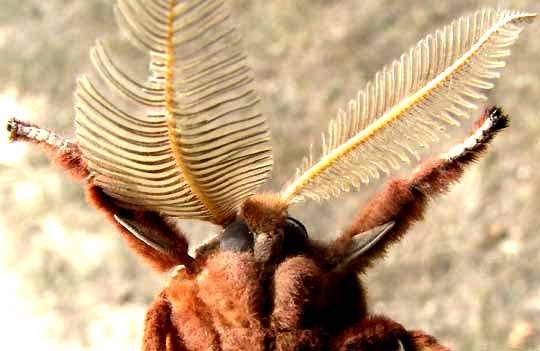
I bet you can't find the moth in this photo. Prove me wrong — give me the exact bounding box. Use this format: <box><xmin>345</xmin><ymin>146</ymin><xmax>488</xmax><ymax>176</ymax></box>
<box><xmin>6</xmin><ymin>1</ymin><xmax>537</xmax><ymax>350</ymax></box>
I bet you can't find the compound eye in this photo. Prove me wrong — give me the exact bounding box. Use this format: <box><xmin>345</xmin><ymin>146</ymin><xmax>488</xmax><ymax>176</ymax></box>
<box><xmin>220</xmin><ymin>220</ymin><xmax>254</xmax><ymax>253</ymax></box>
<box><xmin>283</xmin><ymin>217</ymin><xmax>308</xmax><ymax>255</ymax></box>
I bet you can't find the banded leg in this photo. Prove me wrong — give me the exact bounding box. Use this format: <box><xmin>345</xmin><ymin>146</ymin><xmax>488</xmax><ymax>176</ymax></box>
<box><xmin>7</xmin><ymin>118</ymin><xmax>88</xmax><ymax>180</ymax></box>
<box><xmin>334</xmin><ymin>106</ymin><xmax>509</xmax><ymax>271</ymax></box>
<box><xmin>7</xmin><ymin>119</ymin><xmax>194</xmax><ymax>272</ymax></box>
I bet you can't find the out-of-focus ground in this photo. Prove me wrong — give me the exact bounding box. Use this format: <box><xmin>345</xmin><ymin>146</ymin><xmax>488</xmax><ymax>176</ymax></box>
<box><xmin>1</xmin><ymin>1</ymin><xmax>539</xmax><ymax>350</ymax></box>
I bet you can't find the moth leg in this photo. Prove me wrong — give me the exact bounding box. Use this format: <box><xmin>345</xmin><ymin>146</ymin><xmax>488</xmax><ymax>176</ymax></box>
<box><xmin>407</xmin><ymin>330</ymin><xmax>452</xmax><ymax>351</ymax></box>
<box><xmin>166</xmin><ymin>327</ymin><xmax>187</xmax><ymax>351</ymax></box>
<box><xmin>333</xmin><ymin>315</ymin><xmax>412</xmax><ymax>351</ymax></box>
<box><xmin>166</xmin><ymin>269</ymin><xmax>221</xmax><ymax>351</ymax></box>
<box><xmin>113</xmin><ymin>213</ymin><xmax>197</xmax><ymax>272</ymax></box>
<box><xmin>330</xmin><ymin>222</ymin><xmax>394</xmax><ymax>271</ymax></box>
<box><xmin>334</xmin><ymin>106</ymin><xmax>509</xmax><ymax>271</ymax></box>
<box><xmin>333</xmin><ymin>315</ymin><xmax>451</xmax><ymax>351</ymax></box>
<box><xmin>6</xmin><ymin>119</ymin><xmax>194</xmax><ymax>272</ymax></box>
<box><xmin>86</xmin><ymin>184</ymin><xmax>195</xmax><ymax>273</ymax></box>
<box><xmin>271</xmin><ymin>256</ymin><xmax>323</xmax><ymax>330</ymax></box>
<box><xmin>7</xmin><ymin>118</ymin><xmax>89</xmax><ymax>180</ymax></box>
<box><xmin>143</xmin><ymin>292</ymin><xmax>177</xmax><ymax>351</ymax></box>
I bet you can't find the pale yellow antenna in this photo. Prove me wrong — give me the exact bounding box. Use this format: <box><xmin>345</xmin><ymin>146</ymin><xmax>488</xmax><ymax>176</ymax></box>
<box><xmin>282</xmin><ymin>9</ymin><xmax>536</xmax><ymax>204</ymax></box>
<box><xmin>74</xmin><ymin>0</ymin><xmax>273</xmax><ymax>224</ymax></box>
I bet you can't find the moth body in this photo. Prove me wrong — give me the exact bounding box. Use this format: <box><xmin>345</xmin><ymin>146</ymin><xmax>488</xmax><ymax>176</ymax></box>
<box><xmin>5</xmin><ymin>1</ymin><xmax>536</xmax><ymax>350</ymax></box>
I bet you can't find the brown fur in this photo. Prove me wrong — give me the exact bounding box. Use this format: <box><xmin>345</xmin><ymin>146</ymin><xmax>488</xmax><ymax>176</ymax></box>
<box><xmin>274</xmin><ymin>329</ymin><xmax>325</xmax><ymax>351</ymax></box>
<box><xmin>197</xmin><ymin>253</ymin><xmax>264</xmax><ymax>330</ymax></box>
<box><xmin>167</xmin><ymin>328</ymin><xmax>187</xmax><ymax>351</ymax></box>
<box><xmin>408</xmin><ymin>330</ymin><xmax>452</xmax><ymax>351</ymax></box>
<box><xmin>143</xmin><ymin>292</ymin><xmax>175</xmax><ymax>351</ymax></box>
<box><xmin>240</xmin><ymin>194</ymin><xmax>288</xmax><ymax>235</ymax></box>
<box><xmin>7</xmin><ymin>118</ymin><xmax>195</xmax><ymax>272</ymax></box>
<box><xmin>333</xmin><ymin>315</ymin><xmax>410</xmax><ymax>351</ymax></box>
<box><xmin>143</xmin><ymin>249</ymin><xmax>447</xmax><ymax>351</ymax></box>
<box><xmin>334</xmin><ymin>106</ymin><xmax>509</xmax><ymax>272</ymax></box>
<box><xmin>7</xmin><ymin>118</ymin><xmax>89</xmax><ymax>180</ymax></box>
<box><xmin>85</xmin><ymin>185</ymin><xmax>194</xmax><ymax>272</ymax></box>
<box><xmin>271</xmin><ymin>256</ymin><xmax>323</xmax><ymax>331</ymax></box>
<box><xmin>9</xmin><ymin>107</ymin><xmax>508</xmax><ymax>350</ymax></box>
<box><xmin>167</xmin><ymin>272</ymin><xmax>220</xmax><ymax>351</ymax></box>
<box><xmin>47</xmin><ymin>142</ymin><xmax>89</xmax><ymax>181</ymax></box>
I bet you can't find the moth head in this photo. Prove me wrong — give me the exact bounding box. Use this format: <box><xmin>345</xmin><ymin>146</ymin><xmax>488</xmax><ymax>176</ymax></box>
<box><xmin>220</xmin><ymin>215</ymin><xmax>308</xmax><ymax>255</ymax></box>
<box><xmin>218</xmin><ymin>193</ymin><xmax>309</xmax><ymax>265</ymax></box>
<box><xmin>213</xmin><ymin>191</ymin><xmax>392</xmax><ymax>274</ymax></box>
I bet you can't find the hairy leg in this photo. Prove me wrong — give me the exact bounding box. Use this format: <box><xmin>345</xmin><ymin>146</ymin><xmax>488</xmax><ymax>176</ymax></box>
<box><xmin>333</xmin><ymin>315</ymin><xmax>410</xmax><ymax>351</ymax></box>
<box><xmin>7</xmin><ymin>118</ymin><xmax>88</xmax><ymax>180</ymax></box>
<box><xmin>408</xmin><ymin>330</ymin><xmax>452</xmax><ymax>351</ymax></box>
<box><xmin>167</xmin><ymin>268</ymin><xmax>221</xmax><ymax>351</ymax></box>
<box><xmin>334</xmin><ymin>106</ymin><xmax>509</xmax><ymax>271</ymax></box>
<box><xmin>196</xmin><ymin>252</ymin><xmax>266</xmax><ymax>351</ymax></box>
<box><xmin>86</xmin><ymin>185</ymin><xmax>194</xmax><ymax>272</ymax></box>
<box><xmin>271</xmin><ymin>256</ymin><xmax>326</xmax><ymax>350</ymax></box>
<box><xmin>7</xmin><ymin>118</ymin><xmax>193</xmax><ymax>272</ymax></box>
<box><xmin>333</xmin><ymin>315</ymin><xmax>449</xmax><ymax>351</ymax></box>
<box><xmin>143</xmin><ymin>293</ymin><xmax>177</xmax><ymax>351</ymax></box>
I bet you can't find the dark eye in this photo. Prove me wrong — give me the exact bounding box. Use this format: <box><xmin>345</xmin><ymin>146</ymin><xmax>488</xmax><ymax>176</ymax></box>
<box><xmin>220</xmin><ymin>220</ymin><xmax>254</xmax><ymax>253</ymax></box>
<box><xmin>282</xmin><ymin>217</ymin><xmax>308</xmax><ymax>255</ymax></box>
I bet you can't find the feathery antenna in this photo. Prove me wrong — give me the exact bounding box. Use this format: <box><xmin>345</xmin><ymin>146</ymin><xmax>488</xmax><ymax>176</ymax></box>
<box><xmin>282</xmin><ymin>9</ymin><xmax>536</xmax><ymax>204</ymax></box>
<box><xmin>75</xmin><ymin>0</ymin><xmax>273</xmax><ymax>224</ymax></box>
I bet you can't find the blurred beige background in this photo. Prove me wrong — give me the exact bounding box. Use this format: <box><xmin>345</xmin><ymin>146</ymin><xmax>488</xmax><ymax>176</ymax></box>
<box><xmin>1</xmin><ymin>0</ymin><xmax>539</xmax><ymax>350</ymax></box>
